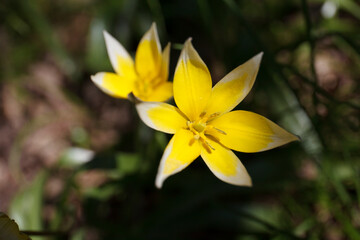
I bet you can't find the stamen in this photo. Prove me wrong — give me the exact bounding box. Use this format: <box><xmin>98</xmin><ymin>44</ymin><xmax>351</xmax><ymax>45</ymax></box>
<box><xmin>200</xmin><ymin>138</ymin><xmax>215</xmax><ymax>153</ymax></box>
<box><xmin>200</xmin><ymin>138</ymin><xmax>215</xmax><ymax>151</ymax></box>
<box><xmin>214</xmin><ymin>127</ymin><xmax>227</xmax><ymax>135</ymax></box>
<box><xmin>202</xmin><ymin>143</ymin><xmax>212</xmax><ymax>154</ymax></box>
<box><xmin>209</xmin><ymin>112</ymin><xmax>220</xmax><ymax>118</ymax></box>
<box><xmin>205</xmin><ymin>134</ymin><xmax>220</xmax><ymax>143</ymax></box>
<box><xmin>207</xmin><ymin>112</ymin><xmax>221</xmax><ymax>122</ymax></box>
<box><xmin>185</xmin><ymin>114</ymin><xmax>221</xmax><ymax>153</ymax></box>
<box><xmin>205</xmin><ymin>141</ymin><xmax>215</xmax><ymax>150</ymax></box>
<box><xmin>189</xmin><ymin>138</ymin><xmax>196</xmax><ymax>146</ymax></box>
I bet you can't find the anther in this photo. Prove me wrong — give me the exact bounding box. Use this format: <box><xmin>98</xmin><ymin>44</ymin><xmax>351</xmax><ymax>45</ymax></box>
<box><xmin>207</xmin><ymin>112</ymin><xmax>221</xmax><ymax>122</ymax></box>
<box><xmin>189</xmin><ymin>138</ymin><xmax>196</xmax><ymax>146</ymax></box>
<box><xmin>208</xmin><ymin>112</ymin><xmax>220</xmax><ymax>118</ymax></box>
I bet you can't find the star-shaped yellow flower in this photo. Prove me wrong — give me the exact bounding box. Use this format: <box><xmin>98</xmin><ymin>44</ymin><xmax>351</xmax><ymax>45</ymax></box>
<box><xmin>136</xmin><ymin>39</ymin><xmax>299</xmax><ymax>188</ymax></box>
<box><xmin>91</xmin><ymin>23</ymin><xmax>173</xmax><ymax>102</ymax></box>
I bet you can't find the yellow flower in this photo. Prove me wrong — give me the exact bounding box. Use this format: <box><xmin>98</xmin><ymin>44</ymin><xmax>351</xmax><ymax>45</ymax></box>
<box><xmin>91</xmin><ymin>23</ymin><xmax>172</xmax><ymax>102</ymax></box>
<box><xmin>136</xmin><ymin>39</ymin><xmax>299</xmax><ymax>188</ymax></box>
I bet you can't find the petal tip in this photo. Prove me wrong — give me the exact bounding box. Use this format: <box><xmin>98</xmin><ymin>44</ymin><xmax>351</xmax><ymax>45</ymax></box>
<box><xmin>162</xmin><ymin>42</ymin><xmax>171</xmax><ymax>55</ymax></box>
<box><xmin>216</xmin><ymin>173</ymin><xmax>253</xmax><ymax>187</ymax></box>
<box><xmin>245</xmin><ymin>178</ymin><xmax>253</xmax><ymax>187</ymax></box>
<box><xmin>150</xmin><ymin>22</ymin><xmax>158</xmax><ymax>35</ymax></box>
<box><xmin>293</xmin><ymin>134</ymin><xmax>301</xmax><ymax>142</ymax></box>
<box><xmin>103</xmin><ymin>30</ymin><xmax>114</xmax><ymax>47</ymax></box>
<box><xmin>155</xmin><ymin>178</ymin><xmax>163</xmax><ymax>189</ymax></box>
<box><xmin>145</xmin><ymin>22</ymin><xmax>159</xmax><ymax>41</ymax></box>
<box><xmin>284</xmin><ymin>130</ymin><xmax>301</xmax><ymax>143</ymax></box>
<box><xmin>90</xmin><ymin>73</ymin><xmax>104</xmax><ymax>86</ymax></box>
<box><xmin>184</xmin><ymin>38</ymin><xmax>193</xmax><ymax>48</ymax></box>
<box><xmin>236</xmin><ymin>174</ymin><xmax>252</xmax><ymax>187</ymax></box>
<box><xmin>253</xmin><ymin>52</ymin><xmax>264</xmax><ymax>65</ymax></box>
<box><xmin>151</xmin><ymin>22</ymin><xmax>157</xmax><ymax>29</ymax></box>
<box><xmin>103</xmin><ymin>30</ymin><xmax>113</xmax><ymax>41</ymax></box>
<box><xmin>181</xmin><ymin>37</ymin><xmax>202</xmax><ymax>63</ymax></box>
<box><xmin>181</xmin><ymin>38</ymin><xmax>192</xmax><ymax>50</ymax></box>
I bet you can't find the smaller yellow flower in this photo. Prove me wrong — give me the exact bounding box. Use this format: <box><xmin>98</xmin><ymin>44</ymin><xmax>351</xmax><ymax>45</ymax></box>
<box><xmin>136</xmin><ymin>39</ymin><xmax>299</xmax><ymax>188</ymax></box>
<box><xmin>91</xmin><ymin>23</ymin><xmax>173</xmax><ymax>102</ymax></box>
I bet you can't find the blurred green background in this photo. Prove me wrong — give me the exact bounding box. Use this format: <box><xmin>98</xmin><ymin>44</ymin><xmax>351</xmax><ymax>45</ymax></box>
<box><xmin>1</xmin><ymin>0</ymin><xmax>360</xmax><ymax>239</ymax></box>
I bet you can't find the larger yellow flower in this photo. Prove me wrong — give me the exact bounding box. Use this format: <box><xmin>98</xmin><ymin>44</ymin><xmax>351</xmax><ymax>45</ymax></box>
<box><xmin>91</xmin><ymin>23</ymin><xmax>172</xmax><ymax>102</ymax></box>
<box><xmin>136</xmin><ymin>39</ymin><xmax>299</xmax><ymax>188</ymax></box>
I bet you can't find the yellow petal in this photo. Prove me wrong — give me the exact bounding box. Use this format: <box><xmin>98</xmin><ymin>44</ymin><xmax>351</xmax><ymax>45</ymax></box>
<box><xmin>135</xmin><ymin>23</ymin><xmax>162</xmax><ymax>79</ymax></box>
<box><xmin>103</xmin><ymin>31</ymin><xmax>136</xmax><ymax>78</ymax></box>
<box><xmin>156</xmin><ymin>129</ymin><xmax>201</xmax><ymax>188</ymax></box>
<box><xmin>200</xmin><ymin>138</ymin><xmax>252</xmax><ymax>186</ymax></box>
<box><xmin>210</xmin><ymin>110</ymin><xmax>299</xmax><ymax>153</ymax></box>
<box><xmin>91</xmin><ymin>72</ymin><xmax>134</xmax><ymax>98</ymax></box>
<box><xmin>205</xmin><ymin>52</ymin><xmax>263</xmax><ymax>115</ymax></box>
<box><xmin>173</xmin><ymin>39</ymin><xmax>212</xmax><ymax>121</ymax></box>
<box><xmin>136</xmin><ymin>102</ymin><xmax>187</xmax><ymax>134</ymax></box>
<box><xmin>160</xmin><ymin>43</ymin><xmax>171</xmax><ymax>82</ymax></box>
<box><xmin>146</xmin><ymin>81</ymin><xmax>173</xmax><ymax>102</ymax></box>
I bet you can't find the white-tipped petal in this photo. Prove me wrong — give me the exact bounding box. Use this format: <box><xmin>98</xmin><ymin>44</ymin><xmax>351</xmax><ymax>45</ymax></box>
<box><xmin>210</xmin><ymin>110</ymin><xmax>300</xmax><ymax>153</ymax></box>
<box><xmin>91</xmin><ymin>72</ymin><xmax>134</xmax><ymax>98</ymax></box>
<box><xmin>135</xmin><ymin>23</ymin><xmax>162</xmax><ymax>79</ymax></box>
<box><xmin>103</xmin><ymin>30</ymin><xmax>136</xmax><ymax>77</ymax></box>
<box><xmin>136</xmin><ymin>102</ymin><xmax>187</xmax><ymax>134</ymax></box>
<box><xmin>201</xmin><ymin>139</ymin><xmax>252</xmax><ymax>186</ymax></box>
<box><xmin>173</xmin><ymin>39</ymin><xmax>212</xmax><ymax>121</ymax></box>
<box><xmin>156</xmin><ymin>129</ymin><xmax>201</xmax><ymax>188</ymax></box>
<box><xmin>206</xmin><ymin>52</ymin><xmax>263</xmax><ymax>115</ymax></box>
<box><xmin>160</xmin><ymin>43</ymin><xmax>171</xmax><ymax>82</ymax></box>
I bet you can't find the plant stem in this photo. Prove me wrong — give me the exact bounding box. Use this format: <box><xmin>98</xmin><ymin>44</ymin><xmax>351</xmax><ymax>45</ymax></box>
<box><xmin>22</xmin><ymin>230</ymin><xmax>66</xmax><ymax>236</ymax></box>
<box><xmin>300</xmin><ymin>0</ymin><xmax>319</xmax><ymax>108</ymax></box>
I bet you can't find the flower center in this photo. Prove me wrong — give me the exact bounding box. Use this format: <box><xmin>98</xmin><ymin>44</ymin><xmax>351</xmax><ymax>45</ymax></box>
<box><xmin>193</xmin><ymin>122</ymin><xmax>206</xmax><ymax>133</ymax></box>
<box><xmin>186</xmin><ymin>112</ymin><xmax>226</xmax><ymax>153</ymax></box>
<box><xmin>134</xmin><ymin>75</ymin><xmax>163</xmax><ymax>100</ymax></box>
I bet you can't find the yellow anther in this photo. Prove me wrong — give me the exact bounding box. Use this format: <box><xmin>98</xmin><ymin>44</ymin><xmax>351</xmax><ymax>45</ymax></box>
<box><xmin>209</xmin><ymin>112</ymin><xmax>220</xmax><ymax>118</ymax></box>
<box><xmin>207</xmin><ymin>112</ymin><xmax>221</xmax><ymax>122</ymax></box>
<box><xmin>189</xmin><ymin>138</ymin><xmax>196</xmax><ymax>146</ymax></box>
<box><xmin>199</xmin><ymin>112</ymin><xmax>206</xmax><ymax>118</ymax></box>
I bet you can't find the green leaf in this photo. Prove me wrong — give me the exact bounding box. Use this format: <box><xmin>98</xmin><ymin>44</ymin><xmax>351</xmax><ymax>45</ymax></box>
<box><xmin>116</xmin><ymin>152</ymin><xmax>141</xmax><ymax>175</ymax></box>
<box><xmin>265</xmin><ymin>73</ymin><xmax>323</xmax><ymax>157</ymax></box>
<box><xmin>9</xmin><ymin>172</ymin><xmax>46</xmax><ymax>239</ymax></box>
